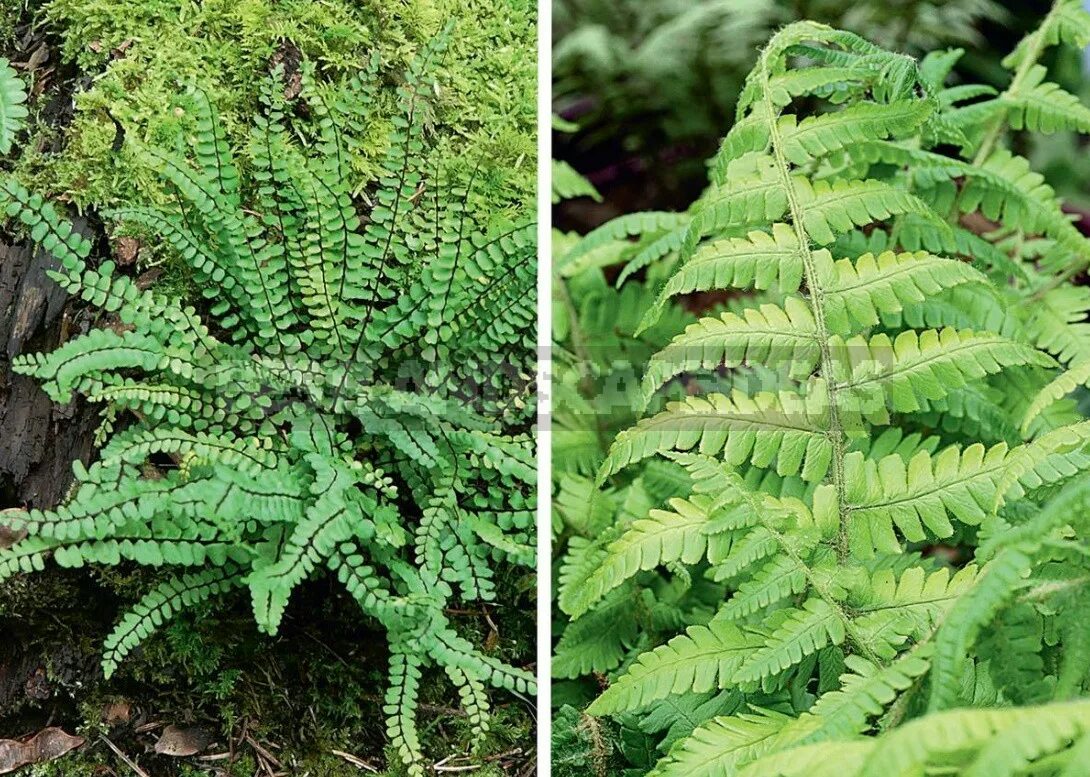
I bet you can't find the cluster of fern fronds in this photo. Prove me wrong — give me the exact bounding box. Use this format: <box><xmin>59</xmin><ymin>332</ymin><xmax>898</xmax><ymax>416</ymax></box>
<box><xmin>0</xmin><ymin>41</ymin><xmax>536</xmax><ymax>775</ymax></box>
<box><xmin>554</xmin><ymin>1</ymin><xmax>1090</xmax><ymax>774</ymax></box>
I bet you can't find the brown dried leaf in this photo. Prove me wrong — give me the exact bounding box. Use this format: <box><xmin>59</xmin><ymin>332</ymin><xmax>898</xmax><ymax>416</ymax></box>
<box><xmin>0</xmin><ymin>512</ymin><xmax>27</xmax><ymax>550</ymax></box>
<box><xmin>154</xmin><ymin>725</ymin><xmax>210</xmax><ymax>757</ymax></box>
<box><xmin>23</xmin><ymin>44</ymin><xmax>49</xmax><ymax>72</ymax></box>
<box><xmin>0</xmin><ymin>728</ymin><xmax>84</xmax><ymax>774</ymax></box>
<box><xmin>135</xmin><ymin>267</ymin><xmax>163</xmax><ymax>291</ymax></box>
<box><xmin>114</xmin><ymin>237</ymin><xmax>140</xmax><ymax>266</ymax></box>
<box><xmin>112</xmin><ymin>39</ymin><xmax>134</xmax><ymax>60</ymax></box>
<box><xmin>102</xmin><ymin>700</ymin><xmax>132</xmax><ymax>726</ymax></box>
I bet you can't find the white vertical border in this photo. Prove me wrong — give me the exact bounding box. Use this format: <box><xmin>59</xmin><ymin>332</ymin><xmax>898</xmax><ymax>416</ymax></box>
<box><xmin>536</xmin><ymin>0</ymin><xmax>553</xmax><ymax>771</ymax></box>
<box><xmin>536</xmin><ymin>0</ymin><xmax>553</xmax><ymax>774</ymax></box>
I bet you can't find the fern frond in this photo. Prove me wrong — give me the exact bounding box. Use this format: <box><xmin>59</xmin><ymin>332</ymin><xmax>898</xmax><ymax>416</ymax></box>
<box><xmin>641</xmin><ymin>224</ymin><xmax>803</xmax><ymax>330</ymax></box>
<box><xmin>103</xmin><ymin>566</ymin><xmax>245</xmax><ymax>678</ymax></box>
<box><xmin>735</xmin><ymin>599</ymin><xmax>847</xmax><ymax>684</ymax></box>
<box><xmin>588</xmin><ymin>622</ymin><xmax>762</xmax><ymax>715</ymax></box>
<box><xmin>1004</xmin><ymin>0</ymin><xmax>1090</xmax><ymax>69</ymax></box>
<box><xmin>559</xmin><ymin>211</ymin><xmax>689</xmax><ymax>276</ymax></box>
<box><xmin>822</xmin><ymin>251</ymin><xmax>987</xmax><ymax>336</ymax></box>
<box><xmin>1002</xmin><ymin>67</ymin><xmax>1090</xmax><ymax>135</ymax></box>
<box><xmin>843</xmin><ymin>444</ymin><xmax>1013</xmax><ymax>555</ymax></box>
<box><xmin>644</xmin><ymin>298</ymin><xmax>820</xmax><ymax>400</ymax></box>
<box><xmin>0</xmin><ymin>57</ymin><xmax>27</xmax><ymax>155</ymax></box>
<box><xmin>801</xmin><ymin>647</ymin><xmax>934</xmax><ymax>742</ymax></box>
<box><xmin>552</xmin><ymin>160</ymin><xmax>602</xmax><ymax>204</ymax></box>
<box><xmin>780</xmin><ymin>100</ymin><xmax>933</xmax><ymax>164</ymax></box>
<box><xmin>833</xmin><ymin>329</ymin><xmax>1051</xmax><ymax>421</ymax></box>
<box><xmin>562</xmin><ymin>495</ymin><xmax>720</xmax><ymax>618</ymax></box>
<box><xmin>601</xmin><ymin>388</ymin><xmax>834</xmax><ymax>483</ymax></box>
<box><xmin>794</xmin><ymin>177</ymin><xmax>944</xmax><ymax>246</ymax></box>
<box><xmin>647</xmin><ymin>708</ymin><xmax>795</xmax><ymax>777</ymax></box>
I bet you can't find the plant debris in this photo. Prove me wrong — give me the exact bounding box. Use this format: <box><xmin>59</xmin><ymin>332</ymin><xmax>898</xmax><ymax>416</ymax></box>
<box><xmin>153</xmin><ymin>724</ymin><xmax>211</xmax><ymax>757</ymax></box>
<box><xmin>0</xmin><ymin>728</ymin><xmax>83</xmax><ymax>773</ymax></box>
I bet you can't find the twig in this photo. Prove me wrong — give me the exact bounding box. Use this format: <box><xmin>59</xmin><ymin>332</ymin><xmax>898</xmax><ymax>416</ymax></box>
<box><xmin>433</xmin><ymin>755</ymin><xmax>480</xmax><ymax>772</ymax></box>
<box><xmin>331</xmin><ymin>749</ymin><xmax>378</xmax><ymax>772</ymax></box>
<box><xmin>197</xmin><ymin>751</ymin><xmax>233</xmax><ymax>762</ymax></box>
<box><xmin>100</xmin><ymin>736</ymin><xmax>151</xmax><ymax>777</ymax></box>
<box><xmin>483</xmin><ymin>748</ymin><xmax>524</xmax><ymax>762</ymax></box>
<box><xmin>246</xmin><ymin>734</ymin><xmax>283</xmax><ymax>769</ymax></box>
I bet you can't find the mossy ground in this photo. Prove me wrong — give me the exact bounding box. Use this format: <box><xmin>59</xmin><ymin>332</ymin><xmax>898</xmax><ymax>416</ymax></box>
<box><xmin>17</xmin><ymin>0</ymin><xmax>535</xmax><ymax>219</ymax></box>
<box><xmin>0</xmin><ymin>0</ymin><xmax>537</xmax><ymax>773</ymax></box>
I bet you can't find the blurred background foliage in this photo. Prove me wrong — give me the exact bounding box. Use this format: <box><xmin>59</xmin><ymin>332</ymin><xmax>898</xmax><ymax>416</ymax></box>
<box><xmin>553</xmin><ymin>0</ymin><xmax>1090</xmax><ymax>225</ymax></box>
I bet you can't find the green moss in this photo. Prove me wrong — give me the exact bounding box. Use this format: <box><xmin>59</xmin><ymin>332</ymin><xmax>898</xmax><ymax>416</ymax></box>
<box><xmin>16</xmin><ymin>0</ymin><xmax>534</xmax><ymax>219</ymax></box>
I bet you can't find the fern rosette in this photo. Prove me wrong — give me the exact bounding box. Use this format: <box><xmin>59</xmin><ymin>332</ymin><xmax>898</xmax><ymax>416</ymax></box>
<box><xmin>0</xmin><ymin>43</ymin><xmax>535</xmax><ymax>774</ymax></box>
<box><xmin>556</xmin><ymin>3</ymin><xmax>1090</xmax><ymax>774</ymax></box>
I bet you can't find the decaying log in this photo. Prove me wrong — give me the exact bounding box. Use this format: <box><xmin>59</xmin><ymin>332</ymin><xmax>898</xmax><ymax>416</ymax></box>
<box><xmin>0</xmin><ymin>226</ymin><xmax>99</xmax><ymax>511</ymax></box>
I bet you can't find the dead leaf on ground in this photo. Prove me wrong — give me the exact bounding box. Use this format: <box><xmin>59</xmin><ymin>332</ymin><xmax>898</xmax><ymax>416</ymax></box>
<box><xmin>0</xmin><ymin>513</ymin><xmax>27</xmax><ymax>549</ymax></box>
<box><xmin>154</xmin><ymin>725</ymin><xmax>211</xmax><ymax>757</ymax></box>
<box><xmin>0</xmin><ymin>728</ymin><xmax>84</xmax><ymax>774</ymax></box>
<box><xmin>102</xmin><ymin>700</ymin><xmax>132</xmax><ymax>726</ymax></box>
<box><xmin>17</xmin><ymin>44</ymin><xmax>49</xmax><ymax>72</ymax></box>
<box><xmin>135</xmin><ymin>267</ymin><xmax>163</xmax><ymax>290</ymax></box>
<box><xmin>114</xmin><ymin>236</ymin><xmax>140</xmax><ymax>266</ymax></box>
<box><xmin>111</xmin><ymin>40</ymin><xmax>134</xmax><ymax>60</ymax></box>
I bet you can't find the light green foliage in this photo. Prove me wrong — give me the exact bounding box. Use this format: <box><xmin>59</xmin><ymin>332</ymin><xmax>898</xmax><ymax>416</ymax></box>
<box><xmin>553</xmin><ymin>159</ymin><xmax>604</xmax><ymax>204</ymax></box>
<box><xmin>554</xmin><ymin>3</ymin><xmax>1090</xmax><ymax>774</ymax></box>
<box><xmin>0</xmin><ymin>56</ymin><xmax>27</xmax><ymax>156</ymax></box>
<box><xmin>0</xmin><ymin>43</ymin><xmax>535</xmax><ymax>776</ymax></box>
<box><xmin>17</xmin><ymin>0</ymin><xmax>534</xmax><ymax>222</ymax></box>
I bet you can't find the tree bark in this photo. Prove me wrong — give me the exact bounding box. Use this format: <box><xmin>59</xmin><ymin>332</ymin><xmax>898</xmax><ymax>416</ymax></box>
<box><xmin>0</xmin><ymin>225</ymin><xmax>99</xmax><ymax>511</ymax></box>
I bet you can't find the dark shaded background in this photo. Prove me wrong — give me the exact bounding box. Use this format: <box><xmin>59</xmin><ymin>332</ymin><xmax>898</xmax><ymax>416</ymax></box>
<box><xmin>553</xmin><ymin>0</ymin><xmax>1077</xmax><ymax>233</ymax></box>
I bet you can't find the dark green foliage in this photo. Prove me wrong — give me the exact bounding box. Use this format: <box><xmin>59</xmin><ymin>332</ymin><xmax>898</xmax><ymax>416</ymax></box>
<box><xmin>0</xmin><ymin>41</ymin><xmax>535</xmax><ymax>775</ymax></box>
<box><xmin>555</xmin><ymin>2</ymin><xmax>1090</xmax><ymax>774</ymax></box>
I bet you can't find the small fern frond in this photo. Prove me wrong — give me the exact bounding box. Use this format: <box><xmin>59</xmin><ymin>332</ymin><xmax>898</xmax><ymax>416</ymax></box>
<box><xmin>600</xmin><ymin>388</ymin><xmax>834</xmax><ymax>483</ymax></box>
<box><xmin>0</xmin><ymin>57</ymin><xmax>27</xmax><ymax>156</ymax></box>
<box><xmin>103</xmin><ymin>566</ymin><xmax>245</xmax><ymax>678</ymax></box>
<box><xmin>644</xmin><ymin>298</ymin><xmax>820</xmax><ymax>401</ymax></box>
<box><xmin>588</xmin><ymin>621</ymin><xmax>762</xmax><ymax>716</ymax></box>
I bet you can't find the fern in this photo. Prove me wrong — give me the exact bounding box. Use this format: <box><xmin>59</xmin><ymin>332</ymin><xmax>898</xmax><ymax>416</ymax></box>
<box><xmin>0</xmin><ymin>57</ymin><xmax>26</xmax><ymax>156</ymax></box>
<box><xmin>554</xmin><ymin>0</ymin><xmax>1010</xmax><ymax>182</ymax></box>
<box><xmin>558</xmin><ymin>4</ymin><xmax>1090</xmax><ymax>775</ymax></box>
<box><xmin>0</xmin><ymin>41</ymin><xmax>534</xmax><ymax>776</ymax></box>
